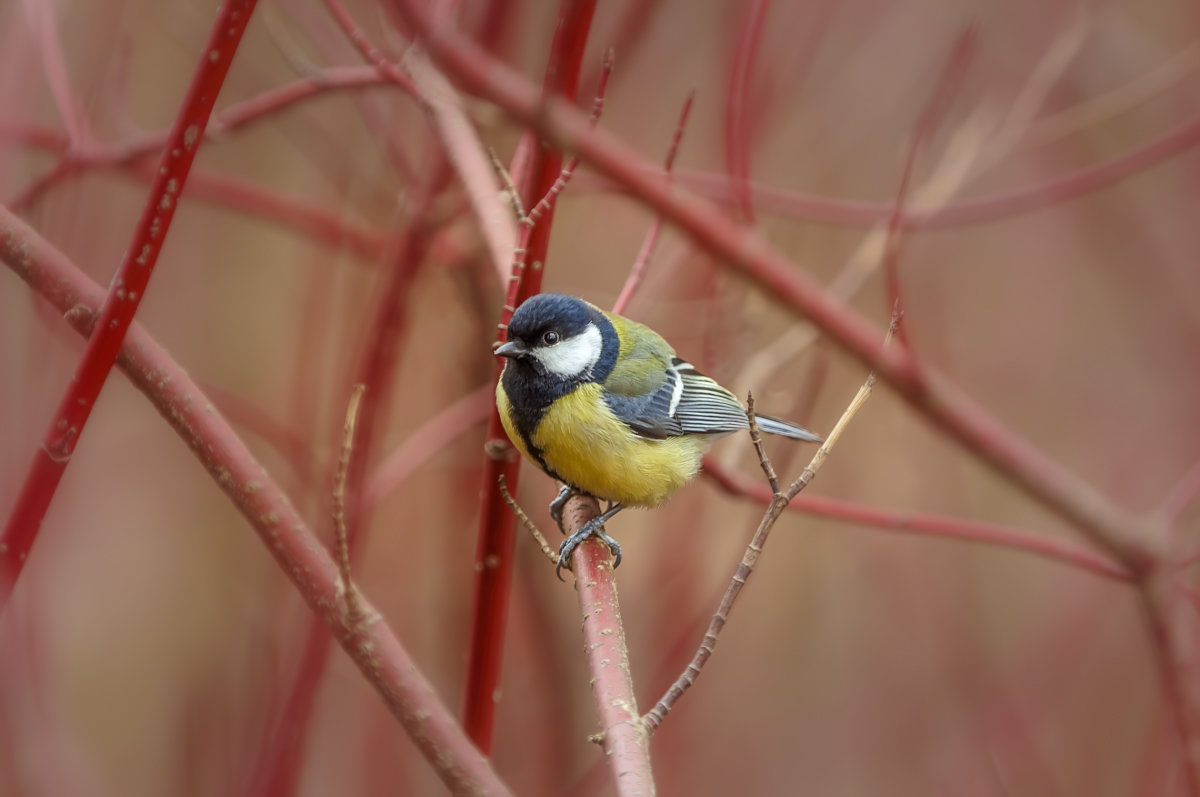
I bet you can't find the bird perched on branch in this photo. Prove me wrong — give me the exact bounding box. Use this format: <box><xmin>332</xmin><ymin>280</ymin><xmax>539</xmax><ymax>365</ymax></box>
<box><xmin>494</xmin><ymin>293</ymin><xmax>823</xmax><ymax>578</ymax></box>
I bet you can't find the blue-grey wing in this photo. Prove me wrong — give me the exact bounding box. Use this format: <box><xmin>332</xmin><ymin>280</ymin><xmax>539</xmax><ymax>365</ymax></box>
<box><xmin>602</xmin><ymin>367</ymin><xmax>684</xmax><ymax>439</ymax></box>
<box><xmin>602</xmin><ymin>358</ymin><xmax>748</xmax><ymax>439</ymax></box>
<box><xmin>670</xmin><ymin>360</ymin><xmax>750</xmax><ymax>435</ymax></box>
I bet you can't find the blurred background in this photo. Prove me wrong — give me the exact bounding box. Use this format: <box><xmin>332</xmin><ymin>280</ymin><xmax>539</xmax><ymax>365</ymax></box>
<box><xmin>2</xmin><ymin>0</ymin><xmax>1200</xmax><ymax>795</ymax></box>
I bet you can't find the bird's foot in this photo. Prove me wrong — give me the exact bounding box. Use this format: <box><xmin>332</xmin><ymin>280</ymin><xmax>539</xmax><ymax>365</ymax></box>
<box><xmin>556</xmin><ymin>515</ymin><xmax>623</xmax><ymax>581</ymax></box>
<box><xmin>548</xmin><ymin>484</ymin><xmax>577</xmax><ymax>532</ymax></box>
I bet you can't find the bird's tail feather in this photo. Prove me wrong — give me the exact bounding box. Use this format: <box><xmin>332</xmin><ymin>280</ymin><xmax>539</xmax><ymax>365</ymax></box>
<box><xmin>754</xmin><ymin>414</ymin><xmax>824</xmax><ymax>443</ymax></box>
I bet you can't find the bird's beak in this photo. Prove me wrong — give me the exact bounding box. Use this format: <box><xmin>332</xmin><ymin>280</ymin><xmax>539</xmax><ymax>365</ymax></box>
<box><xmin>494</xmin><ymin>340</ymin><xmax>529</xmax><ymax>358</ymax></box>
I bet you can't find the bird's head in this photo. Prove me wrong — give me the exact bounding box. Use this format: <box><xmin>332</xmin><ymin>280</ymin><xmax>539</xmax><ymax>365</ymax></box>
<box><xmin>496</xmin><ymin>293</ymin><xmax>616</xmax><ymax>383</ymax></box>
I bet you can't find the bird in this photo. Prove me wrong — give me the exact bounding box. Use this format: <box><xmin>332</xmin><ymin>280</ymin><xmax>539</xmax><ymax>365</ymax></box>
<box><xmin>494</xmin><ymin>293</ymin><xmax>823</xmax><ymax>578</ymax></box>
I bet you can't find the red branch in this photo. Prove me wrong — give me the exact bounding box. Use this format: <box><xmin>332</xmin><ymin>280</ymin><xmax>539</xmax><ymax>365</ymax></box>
<box><xmin>575</xmin><ymin>105</ymin><xmax>1200</xmax><ymax>229</ymax></box>
<box><xmin>250</xmin><ymin>6</ymin><xmax>446</xmax><ymax>789</ymax></box>
<box><xmin>720</xmin><ymin>101</ymin><xmax>1200</xmax><ymax>225</ymax></box>
<box><xmin>363</xmin><ymin>385</ymin><xmax>493</xmax><ymax>511</ymax></box>
<box><xmin>723</xmin><ymin>0</ymin><xmax>769</xmax><ymax>224</ymax></box>
<box><xmin>883</xmin><ymin>28</ymin><xmax>975</xmax><ymax>347</ymax></box>
<box><xmin>0</xmin><ymin>0</ymin><xmax>258</xmax><ymax>609</ymax></box>
<box><xmin>252</xmin><ymin>215</ymin><xmax>434</xmax><ymax>796</ymax></box>
<box><xmin>565</xmin><ymin>503</ymin><xmax>655</xmax><ymax>794</ymax></box>
<box><xmin>612</xmin><ymin>90</ymin><xmax>694</xmax><ymax>316</ymax></box>
<box><xmin>123</xmin><ymin>164</ymin><xmax>395</xmax><ymax>261</ymax></box>
<box><xmin>0</xmin><ymin>208</ymin><xmax>512</xmax><ymax>796</ymax></box>
<box><xmin>704</xmin><ymin>460</ymin><xmax>1132</xmax><ymax>582</ymax></box>
<box><xmin>459</xmin><ymin>0</ymin><xmax>599</xmax><ymax>753</ymax></box>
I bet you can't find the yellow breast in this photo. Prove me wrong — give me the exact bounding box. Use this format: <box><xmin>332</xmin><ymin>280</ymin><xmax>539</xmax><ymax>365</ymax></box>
<box><xmin>497</xmin><ymin>381</ymin><xmax>709</xmax><ymax>507</ymax></box>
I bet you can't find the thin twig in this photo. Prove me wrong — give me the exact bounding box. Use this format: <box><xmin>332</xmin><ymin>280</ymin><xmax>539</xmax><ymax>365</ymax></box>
<box><xmin>745</xmin><ymin>393</ymin><xmax>780</xmax><ymax>495</ymax></box>
<box><xmin>642</xmin><ymin>309</ymin><xmax>899</xmax><ymax>734</ymax></box>
<box><xmin>489</xmin><ymin>147</ymin><xmax>529</xmax><ymax>223</ymax></box>
<box><xmin>334</xmin><ymin>384</ymin><xmax>367</xmax><ymax>623</ymax></box>
<box><xmin>498</xmin><ymin>475</ymin><xmax>558</xmax><ymax>564</ymax></box>
<box><xmin>612</xmin><ymin>90</ymin><xmax>694</xmax><ymax>315</ymax></box>
<box><xmin>526</xmin><ymin>48</ymin><xmax>614</xmax><ymax>227</ymax></box>
<box><xmin>884</xmin><ymin>30</ymin><xmax>975</xmax><ymax>349</ymax></box>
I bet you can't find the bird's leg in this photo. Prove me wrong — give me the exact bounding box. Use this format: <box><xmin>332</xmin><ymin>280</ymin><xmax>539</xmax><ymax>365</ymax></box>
<box><xmin>556</xmin><ymin>503</ymin><xmax>624</xmax><ymax>581</ymax></box>
<box><xmin>548</xmin><ymin>484</ymin><xmax>577</xmax><ymax>532</ymax></box>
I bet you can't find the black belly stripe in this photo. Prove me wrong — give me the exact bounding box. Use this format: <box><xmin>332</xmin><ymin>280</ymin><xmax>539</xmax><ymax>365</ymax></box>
<box><xmin>505</xmin><ymin>401</ymin><xmax>557</xmax><ymax>476</ymax></box>
<box><xmin>500</xmin><ymin>363</ymin><xmax>578</xmax><ymax>485</ymax></box>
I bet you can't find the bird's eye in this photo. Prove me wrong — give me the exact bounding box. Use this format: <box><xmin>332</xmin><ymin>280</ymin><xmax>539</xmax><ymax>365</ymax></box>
<box><xmin>542</xmin><ymin>331</ymin><xmax>560</xmax><ymax>345</ymax></box>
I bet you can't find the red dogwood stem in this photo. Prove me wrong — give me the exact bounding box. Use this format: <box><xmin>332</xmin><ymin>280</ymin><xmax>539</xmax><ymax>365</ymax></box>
<box><xmin>460</xmin><ymin>0</ymin><xmax>598</xmax><ymax>752</ymax></box>
<box><xmin>0</xmin><ymin>0</ymin><xmax>258</xmax><ymax>610</ymax></box>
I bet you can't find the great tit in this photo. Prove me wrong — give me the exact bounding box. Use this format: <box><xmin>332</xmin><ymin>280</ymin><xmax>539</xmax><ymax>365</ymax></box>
<box><xmin>494</xmin><ymin>293</ymin><xmax>822</xmax><ymax>576</ymax></box>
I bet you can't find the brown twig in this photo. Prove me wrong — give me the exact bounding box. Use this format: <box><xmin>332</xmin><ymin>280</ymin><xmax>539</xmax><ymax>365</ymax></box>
<box><xmin>334</xmin><ymin>384</ymin><xmax>367</xmax><ymax>623</ymax></box>
<box><xmin>642</xmin><ymin>311</ymin><xmax>896</xmax><ymax>734</ymax></box>
<box><xmin>497</xmin><ymin>476</ymin><xmax>557</xmax><ymax>564</ymax></box>
<box><xmin>489</xmin><ymin>147</ymin><xmax>528</xmax><ymax>223</ymax></box>
<box><xmin>745</xmin><ymin>393</ymin><xmax>780</xmax><ymax>495</ymax></box>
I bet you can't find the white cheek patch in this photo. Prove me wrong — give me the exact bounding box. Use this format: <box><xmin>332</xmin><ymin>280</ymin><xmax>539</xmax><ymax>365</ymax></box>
<box><xmin>533</xmin><ymin>323</ymin><xmax>603</xmax><ymax>378</ymax></box>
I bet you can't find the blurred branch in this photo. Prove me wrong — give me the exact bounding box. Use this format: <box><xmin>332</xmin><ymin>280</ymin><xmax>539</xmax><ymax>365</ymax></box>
<box><xmin>20</xmin><ymin>0</ymin><xmax>88</xmax><ymax>147</ymax></box>
<box><xmin>612</xmin><ymin>90</ymin><xmax>694</xmax><ymax>316</ymax></box>
<box><xmin>1161</xmin><ymin>457</ymin><xmax>1200</xmax><ymax>533</ymax></box>
<box><xmin>723</xmin><ymin>0</ymin><xmax>769</xmax><ymax>224</ymax></box>
<box><xmin>584</xmin><ymin>104</ymin><xmax>1200</xmax><ymax>228</ymax></box>
<box><xmin>0</xmin><ymin>208</ymin><xmax>512</xmax><ymax>795</ymax></box>
<box><xmin>703</xmin><ymin>462</ymin><xmax>1132</xmax><ymax>582</ymax></box>
<box><xmin>525</xmin><ymin>48</ymin><xmax>613</xmax><ymax>228</ymax></box>
<box><xmin>5</xmin><ymin>66</ymin><xmax>407</xmax><ymax>211</ymax></box>
<box><xmin>403</xmin><ymin>47</ymin><xmax>515</xmax><ymax>287</ymax></box>
<box><xmin>363</xmin><ymin>385</ymin><xmax>493</xmax><ymax>511</ymax></box>
<box><xmin>123</xmin><ymin>163</ymin><xmax>397</xmax><ymax>260</ymax></box>
<box><xmin>319</xmin><ymin>0</ymin><xmax>418</xmax><ymax>95</ymax></box>
<box><xmin>1028</xmin><ymin>41</ymin><xmax>1200</xmax><ymax>146</ymax></box>
<box><xmin>884</xmin><ymin>28</ymin><xmax>976</xmax><ymax>349</ymax></box>
<box><xmin>0</xmin><ymin>0</ymin><xmax>259</xmax><ymax>611</ymax></box>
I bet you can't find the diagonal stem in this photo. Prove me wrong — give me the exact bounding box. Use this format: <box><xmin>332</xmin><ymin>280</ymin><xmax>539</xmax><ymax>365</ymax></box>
<box><xmin>0</xmin><ymin>0</ymin><xmax>259</xmax><ymax>611</ymax></box>
<box><xmin>0</xmin><ymin>207</ymin><xmax>513</xmax><ymax>796</ymax></box>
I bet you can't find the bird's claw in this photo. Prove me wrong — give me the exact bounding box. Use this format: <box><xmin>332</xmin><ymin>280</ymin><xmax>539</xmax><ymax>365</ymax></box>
<box><xmin>549</xmin><ymin>485</ymin><xmax>576</xmax><ymax>532</ymax></box>
<box><xmin>556</xmin><ymin>519</ymin><xmax>622</xmax><ymax>581</ymax></box>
